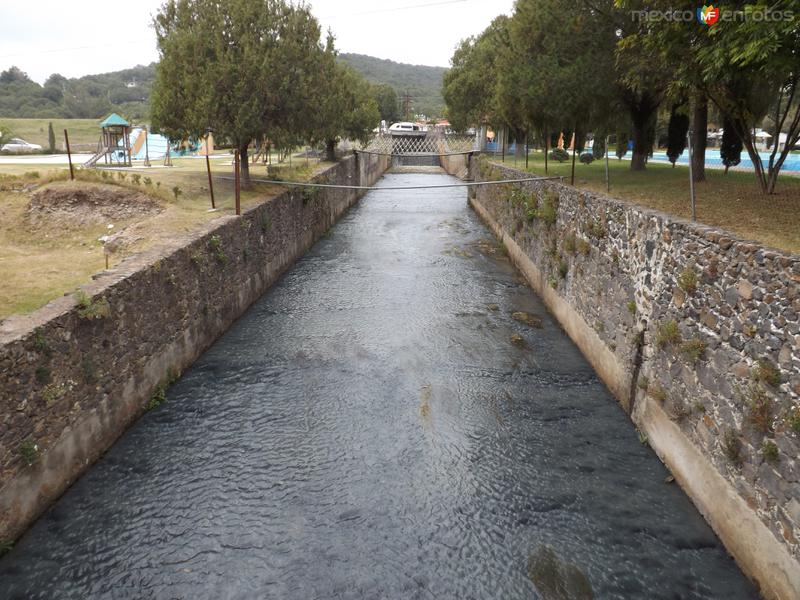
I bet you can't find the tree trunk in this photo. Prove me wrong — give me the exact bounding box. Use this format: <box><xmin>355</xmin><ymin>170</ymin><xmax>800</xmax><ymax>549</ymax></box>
<box><xmin>239</xmin><ymin>144</ymin><xmax>251</xmax><ymax>189</ymax></box>
<box><xmin>326</xmin><ymin>139</ymin><xmax>337</xmax><ymax>162</ymax></box>
<box><xmin>691</xmin><ymin>95</ymin><xmax>708</xmax><ymax>182</ymax></box>
<box><xmin>630</xmin><ymin>123</ymin><xmax>648</xmax><ymax>170</ymax></box>
<box><xmin>625</xmin><ymin>91</ymin><xmax>660</xmax><ymax>171</ymax></box>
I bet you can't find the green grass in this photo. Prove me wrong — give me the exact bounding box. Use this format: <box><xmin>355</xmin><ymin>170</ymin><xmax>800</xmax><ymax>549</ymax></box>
<box><xmin>494</xmin><ymin>152</ymin><xmax>800</xmax><ymax>253</ymax></box>
<box><xmin>2</xmin><ymin>118</ymin><xmax>100</xmax><ymax>149</ymax></box>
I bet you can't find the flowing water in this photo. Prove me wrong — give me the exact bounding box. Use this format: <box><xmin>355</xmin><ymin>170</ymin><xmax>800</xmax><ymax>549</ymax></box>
<box><xmin>0</xmin><ymin>173</ymin><xmax>756</xmax><ymax>599</ymax></box>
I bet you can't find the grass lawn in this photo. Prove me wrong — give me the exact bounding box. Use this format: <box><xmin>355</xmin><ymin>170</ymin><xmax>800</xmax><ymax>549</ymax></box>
<box><xmin>1</xmin><ymin>118</ymin><xmax>101</xmax><ymax>149</ymax></box>
<box><xmin>0</xmin><ymin>154</ymin><xmax>331</xmax><ymax>319</ymax></box>
<box><xmin>493</xmin><ymin>152</ymin><xmax>800</xmax><ymax>254</ymax></box>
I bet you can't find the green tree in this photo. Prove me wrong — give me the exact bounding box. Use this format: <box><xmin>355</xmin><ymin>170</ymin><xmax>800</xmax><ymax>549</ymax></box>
<box><xmin>442</xmin><ymin>17</ymin><xmax>510</xmax><ymax>132</ymax></box>
<box><xmin>151</xmin><ymin>0</ymin><xmax>324</xmax><ymax>187</ymax></box>
<box><xmin>309</xmin><ymin>35</ymin><xmax>379</xmax><ymax>160</ymax></box>
<box><xmin>720</xmin><ymin>117</ymin><xmax>743</xmax><ymax>174</ymax></box>
<box><xmin>666</xmin><ymin>104</ymin><xmax>689</xmax><ymax>167</ymax></box>
<box><xmin>371</xmin><ymin>83</ymin><xmax>400</xmax><ymax>123</ymax></box>
<box><xmin>47</xmin><ymin>122</ymin><xmax>56</xmax><ymax>153</ymax></box>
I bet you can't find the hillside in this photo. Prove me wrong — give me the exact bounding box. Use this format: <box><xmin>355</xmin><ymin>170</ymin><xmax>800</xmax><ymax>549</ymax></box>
<box><xmin>0</xmin><ymin>64</ymin><xmax>154</xmax><ymax>120</ymax></box>
<box><xmin>0</xmin><ymin>53</ymin><xmax>447</xmax><ymax>121</ymax></box>
<box><xmin>339</xmin><ymin>53</ymin><xmax>446</xmax><ymax>118</ymax></box>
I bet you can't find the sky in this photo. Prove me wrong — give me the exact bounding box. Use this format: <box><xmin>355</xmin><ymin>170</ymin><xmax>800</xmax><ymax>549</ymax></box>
<box><xmin>0</xmin><ymin>0</ymin><xmax>515</xmax><ymax>84</ymax></box>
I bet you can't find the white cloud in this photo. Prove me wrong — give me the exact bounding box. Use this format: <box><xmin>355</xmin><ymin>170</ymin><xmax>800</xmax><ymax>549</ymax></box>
<box><xmin>0</xmin><ymin>0</ymin><xmax>513</xmax><ymax>83</ymax></box>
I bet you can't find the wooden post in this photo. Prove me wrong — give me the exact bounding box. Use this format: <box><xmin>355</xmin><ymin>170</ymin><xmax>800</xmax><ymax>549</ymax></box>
<box><xmin>206</xmin><ymin>140</ymin><xmax>215</xmax><ymax>209</ymax></box>
<box><xmin>234</xmin><ymin>149</ymin><xmax>241</xmax><ymax>216</ymax></box>
<box><xmin>64</xmin><ymin>129</ymin><xmax>74</xmax><ymax>181</ymax></box>
<box><xmin>144</xmin><ymin>126</ymin><xmax>151</xmax><ymax>167</ymax></box>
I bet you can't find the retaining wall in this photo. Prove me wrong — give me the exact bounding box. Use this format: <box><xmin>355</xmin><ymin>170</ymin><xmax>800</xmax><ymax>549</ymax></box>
<box><xmin>0</xmin><ymin>152</ymin><xmax>390</xmax><ymax>544</ymax></box>
<box><xmin>463</xmin><ymin>157</ymin><xmax>800</xmax><ymax>600</ymax></box>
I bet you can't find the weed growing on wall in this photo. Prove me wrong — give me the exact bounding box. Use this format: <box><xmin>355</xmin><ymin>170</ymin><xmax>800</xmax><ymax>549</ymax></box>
<box><xmin>20</xmin><ymin>440</ymin><xmax>39</xmax><ymax>466</ymax></box>
<box><xmin>753</xmin><ymin>359</ymin><xmax>781</xmax><ymax>387</ymax></box>
<box><xmin>677</xmin><ymin>267</ymin><xmax>698</xmax><ymax>295</ymax></box>
<box><xmin>761</xmin><ymin>440</ymin><xmax>780</xmax><ymax>465</ymax></box>
<box><xmin>209</xmin><ymin>235</ymin><xmax>227</xmax><ymax>264</ymax></box>
<box><xmin>680</xmin><ymin>338</ymin><xmax>708</xmax><ymax>365</ymax></box>
<box><xmin>740</xmin><ymin>384</ymin><xmax>774</xmax><ymax>433</ymax></box>
<box><xmin>655</xmin><ymin>320</ymin><xmax>681</xmax><ymax>348</ymax></box>
<box><xmin>723</xmin><ymin>429</ymin><xmax>743</xmax><ymax>467</ymax></box>
<box><xmin>74</xmin><ymin>291</ymin><xmax>111</xmax><ymax>320</ymax></box>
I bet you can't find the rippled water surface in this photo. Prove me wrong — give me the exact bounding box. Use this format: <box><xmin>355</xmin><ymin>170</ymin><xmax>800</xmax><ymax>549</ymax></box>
<box><xmin>1</xmin><ymin>173</ymin><xmax>756</xmax><ymax>599</ymax></box>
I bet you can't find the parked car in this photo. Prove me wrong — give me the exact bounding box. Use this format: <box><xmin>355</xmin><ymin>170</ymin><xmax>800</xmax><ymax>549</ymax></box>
<box><xmin>388</xmin><ymin>122</ymin><xmax>425</xmax><ymax>137</ymax></box>
<box><xmin>1</xmin><ymin>137</ymin><xmax>43</xmax><ymax>152</ymax></box>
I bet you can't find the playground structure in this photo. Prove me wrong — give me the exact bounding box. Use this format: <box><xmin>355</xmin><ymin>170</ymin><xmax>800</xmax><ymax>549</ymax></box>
<box><xmin>83</xmin><ymin>113</ymin><xmax>213</xmax><ymax>169</ymax></box>
<box><xmin>84</xmin><ymin>113</ymin><xmax>133</xmax><ymax>168</ymax></box>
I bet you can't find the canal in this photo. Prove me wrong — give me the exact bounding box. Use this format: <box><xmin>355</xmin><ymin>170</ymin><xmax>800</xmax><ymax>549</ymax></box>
<box><xmin>0</xmin><ymin>172</ymin><xmax>756</xmax><ymax>599</ymax></box>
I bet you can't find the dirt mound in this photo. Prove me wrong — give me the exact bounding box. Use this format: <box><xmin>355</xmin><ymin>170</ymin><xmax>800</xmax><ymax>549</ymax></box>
<box><xmin>27</xmin><ymin>182</ymin><xmax>163</xmax><ymax>228</ymax></box>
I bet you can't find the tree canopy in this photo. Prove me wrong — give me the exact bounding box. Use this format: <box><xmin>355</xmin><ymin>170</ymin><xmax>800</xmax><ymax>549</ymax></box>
<box><xmin>443</xmin><ymin>0</ymin><xmax>800</xmax><ymax>191</ymax></box>
<box><xmin>150</xmin><ymin>0</ymin><xmax>378</xmax><ymax>186</ymax></box>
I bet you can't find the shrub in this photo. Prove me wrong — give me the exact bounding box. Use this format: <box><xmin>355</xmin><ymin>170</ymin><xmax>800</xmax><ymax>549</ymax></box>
<box><xmin>148</xmin><ymin>385</ymin><xmax>166</xmax><ymax>410</ymax></box>
<box><xmin>20</xmin><ymin>440</ymin><xmax>38</xmax><ymax>466</ymax></box>
<box><xmin>626</xmin><ymin>300</ymin><xmax>636</xmax><ymax>315</ymax></box>
<box><xmin>655</xmin><ymin>320</ymin><xmax>681</xmax><ymax>348</ymax></box>
<box><xmin>785</xmin><ymin>406</ymin><xmax>800</xmax><ymax>435</ymax></box>
<box><xmin>680</xmin><ymin>338</ymin><xmax>708</xmax><ymax>365</ymax></box>
<box><xmin>143</xmin><ymin>177</ymin><xmax>152</xmax><ymax>186</ymax></box>
<box><xmin>577</xmin><ymin>238</ymin><xmax>591</xmax><ymax>256</ymax></box>
<box><xmin>74</xmin><ymin>290</ymin><xmax>111</xmax><ymax>320</ymax></box>
<box><xmin>579</xmin><ymin>152</ymin><xmax>594</xmax><ymax>164</ymax></box>
<box><xmin>742</xmin><ymin>384</ymin><xmax>773</xmax><ymax>433</ymax></box>
<box><xmin>677</xmin><ymin>267</ymin><xmax>698</xmax><ymax>295</ymax></box>
<box><xmin>753</xmin><ymin>359</ymin><xmax>781</xmax><ymax>387</ymax></box>
<box><xmin>131</xmin><ymin>173</ymin><xmax>141</xmax><ymax>185</ymax></box>
<box><xmin>557</xmin><ymin>258</ymin><xmax>569</xmax><ymax>279</ymax></box>
<box><xmin>172</xmin><ymin>186</ymin><xmax>182</xmax><ymax>201</ymax></box>
<box><xmin>563</xmin><ymin>234</ymin><xmax>577</xmax><ymax>255</ymax></box>
<box><xmin>538</xmin><ymin>192</ymin><xmax>558</xmax><ymax>227</ymax></box>
<box><xmin>549</xmin><ymin>148</ymin><xmax>570</xmax><ymax>162</ymax></box>
<box><xmin>209</xmin><ymin>235</ymin><xmax>227</xmax><ymax>264</ymax></box>
<box><xmin>761</xmin><ymin>440</ymin><xmax>779</xmax><ymax>465</ymax></box>
<box><xmin>723</xmin><ymin>429</ymin><xmax>743</xmax><ymax>467</ymax></box>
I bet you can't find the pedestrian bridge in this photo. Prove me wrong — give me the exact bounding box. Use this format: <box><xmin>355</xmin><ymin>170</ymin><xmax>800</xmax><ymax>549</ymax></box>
<box><xmin>358</xmin><ymin>131</ymin><xmax>477</xmax><ymax>168</ymax></box>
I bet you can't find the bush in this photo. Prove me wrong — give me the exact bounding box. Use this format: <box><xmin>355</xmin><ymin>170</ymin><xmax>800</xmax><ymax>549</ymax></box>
<box><xmin>549</xmin><ymin>148</ymin><xmax>570</xmax><ymax>162</ymax></box>
<box><xmin>579</xmin><ymin>152</ymin><xmax>594</xmax><ymax>164</ymax></box>
<box><xmin>655</xmin><ymin>320</ymin><xmax>681</xmax><ymax>348</ymax></box>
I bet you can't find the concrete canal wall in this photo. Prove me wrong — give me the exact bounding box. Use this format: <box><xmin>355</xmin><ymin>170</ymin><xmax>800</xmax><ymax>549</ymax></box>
<box><xmin>457</xmin><ymin>156</ymin><xmax>800</xmax><ymax>599</ymax></box>
<box><xmin>0</xmin><ymin>152</ymin><xmax>390</xmax><ymax>545</ymax></box>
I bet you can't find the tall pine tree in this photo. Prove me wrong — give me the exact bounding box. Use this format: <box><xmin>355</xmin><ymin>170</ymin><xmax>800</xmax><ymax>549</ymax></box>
<box><xmin>720</xmin><ymin>117</ymin><xmax>742</xmax><ymax>174</ymax></box>
<box><xmin>666</xmin><ymin>104</ymin><xmax>689</xmax><ymax>167</ymax></box>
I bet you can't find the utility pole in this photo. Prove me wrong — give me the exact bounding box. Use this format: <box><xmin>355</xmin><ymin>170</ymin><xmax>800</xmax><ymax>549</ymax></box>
<box><xmin>402</xmin><ymin>90</ymin><xmax>413</xmax><ymax>121</ymax></box>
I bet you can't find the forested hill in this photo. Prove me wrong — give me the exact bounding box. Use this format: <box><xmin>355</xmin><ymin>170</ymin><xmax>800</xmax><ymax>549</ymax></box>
<box><xmin>338</xmin><ymin>53</ymin><xmax>447</xmax><ymax>118</ymax></box>
<box><xmin>0</xmin><ymin>64</ymin><xmax>155</xmax><ymax>119</ymax></box>
<box><xmin>0</xmin><ymin>54</ymin><xmax>446</xmax><ymax>119</ymax></box>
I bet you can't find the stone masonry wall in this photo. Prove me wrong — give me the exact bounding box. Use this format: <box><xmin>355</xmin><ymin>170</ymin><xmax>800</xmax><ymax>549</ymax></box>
<box><xmin>0</xmin><ymin>152</ymin><xmax>390</xmax><ymax>545</ymax></box>
<box><xmin>469</xmin><ymin>157</ymin><xmax>800</xmax><ymax>600</ymax></box>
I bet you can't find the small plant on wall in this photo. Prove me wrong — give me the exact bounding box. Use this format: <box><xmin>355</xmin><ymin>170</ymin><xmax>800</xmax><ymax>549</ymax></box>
<box><xmin>677</xmin><ymin>266</ymin><xmax>698</xmax><ymax>295</ymax></box>
<box><xmin>20</xmin><ymin>440</ymin><xmax>39</xmax><ymax>466</ymax></box>
<box><xmin>655</xmin><ymin>319</ymin><xmax>681</xmax><ymax>348</ymax></box>
<box><xmin>753</xmin><ymin>359</ymin><xmax>781</xmax><ymax>387</ymax></box>
<box><xmin>722</xmin><ymin>429</ymin><xmax>743</xmax><ymax>467</ymax></box>
<box><xmin>761</xmin><ymin>440</ymin><xmax>779</xmax><ymax>465</ymax></box>
<box><xmin>74</xmin><ymin>291</ymin><xmax>111</xmax><ymax>320</ymax></box>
